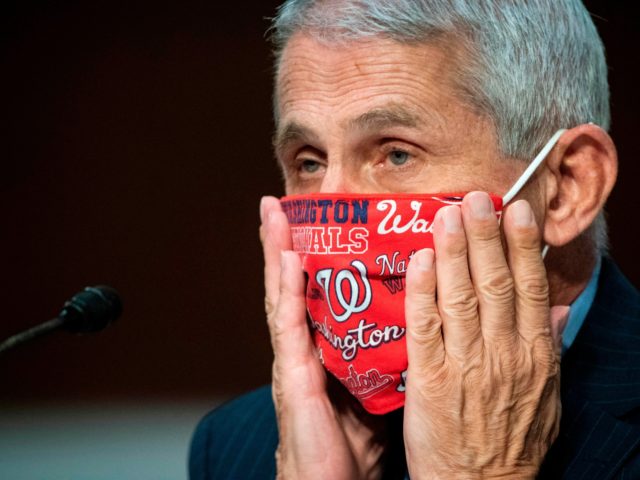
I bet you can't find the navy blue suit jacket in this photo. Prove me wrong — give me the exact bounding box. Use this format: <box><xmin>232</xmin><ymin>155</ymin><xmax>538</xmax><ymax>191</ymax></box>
<box><xmin>189</xmin><ymin>257</ymin><xmax>640</xmax><ymax>479</ymax></box>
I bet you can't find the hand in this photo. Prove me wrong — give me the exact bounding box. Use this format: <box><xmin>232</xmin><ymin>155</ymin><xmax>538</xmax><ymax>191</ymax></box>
<box><xmin>403</xmin><ymin>192</ymin><xmax>567</xmax><ymax>479</ymax></box>
<box><xmin>260</xmin><ymin>196</ymin><xmax>387</xmax><ymax>480</ymax></box>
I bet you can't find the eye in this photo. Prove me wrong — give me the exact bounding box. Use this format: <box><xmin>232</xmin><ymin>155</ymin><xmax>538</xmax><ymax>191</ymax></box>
<box><xmin>300</xmin><ymin>159</ymin><xmax>322</xmax><ymax>173</ymax></box>
<box><xmin>388</xmin><ymin>149</ymin><xmax>410</xmax><ymax>166</ymax></box>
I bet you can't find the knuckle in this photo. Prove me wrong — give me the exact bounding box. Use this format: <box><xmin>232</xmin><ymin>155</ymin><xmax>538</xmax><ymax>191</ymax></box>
<box><xmin>407</xmin><ymin>314</ymin><xmax>441</xmax><ymax>345</ymax></box>
<box><xmin>441</xmin><ymin>288</ymin><xmax>478</xmax><ymax>318</ymax></box>
<box><xmin>259</xmin><ymin>225</ymin><xmax>266</xmax><ymax>245</ymax></box>
<box><xmin>271</xmin><ymin>313</ymin><xmax>288</xmax><ymax>339</ymax></box>
<box><xmin>441</xmin><ymin>237</ymin><xmax>467</xmax><ymax>259</ymax></box>
<box><xmin>510</xmin><ymin>225</ymin><xmax>541</xmax><ymax>250</ymax></box>
<box><xmin>459</xmin><ymin>351</ymin><xmax>486</xmax><ymax>382</ymax></box>
<box><xmin>264</xmin><ymin>295</ymin><xmax>276</xmax><ymax>316</ymax></box>
<box><xmin>531</xmin><ymin>334</ymin><xmax>559</xmax><ymax>371</ymax></box>
<box><xmin>410</xmin><ymin>361</ymin><xmax>449</xmax><ymax>390</ymax></box>
<box><xmin>407</xmin><ymin>296</ymin><xmax>440</xmax><ymax>323</ymax></box>
<box><xmin>516</xmin><ymin>271</ymin><xmax>549</xmax><ymax>303</ymax></box>
<box><xmin>470</xmin><ymin>221</ymin><xmax>502</xmax><ymax>243</ymax></box>
<box><xmin>488</xmin><ymin>331</ymin><xmax>520</xmax><ymax>359</ymax></box>
<box><xmin>278</xmin><ymin>276</ymin><xmax>297</xmax><ymax>298</ymax></box>
<box><xmin>405</xmin><ymin>277</ymin><xmax>433</xmax><ymax>298</ymax></box>
<box><xmin>408</xmin><ymin>304</ymin><xmax>439</xmax><ymax>323</ymax></box>
<box><xmin>406</xmin><ymin>290</ymin><xmax>436</xmax><ymax>311</ymax></box>
<box><xmin>479</xmin><ymin>271</ymin><xmax>514</xmax><ymax>304</ymax></box>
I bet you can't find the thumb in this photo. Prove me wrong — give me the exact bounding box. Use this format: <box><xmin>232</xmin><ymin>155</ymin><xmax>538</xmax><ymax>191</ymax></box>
<box><xmin>272</xmin><ymin>251</ymin><xmax>328</xmax><ymax>401</ymax></box>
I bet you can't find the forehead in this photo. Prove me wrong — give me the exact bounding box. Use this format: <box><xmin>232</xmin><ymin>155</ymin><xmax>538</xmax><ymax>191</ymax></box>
<box><xmin>275</xmin><ymin>33</ymin><xmax>467</xmax><ymax>129</ymax></box>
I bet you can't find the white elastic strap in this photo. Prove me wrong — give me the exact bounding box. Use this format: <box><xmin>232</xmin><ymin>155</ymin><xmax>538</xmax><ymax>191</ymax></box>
<box><xmin>502</xmin><ymin>129</ymin><xmax>567</xmax><ymax>205</ymax></box>
<box><xmin>541</xmin><ymin>244</ymin><xmax>549</xmax><ymax>259</ymax></box>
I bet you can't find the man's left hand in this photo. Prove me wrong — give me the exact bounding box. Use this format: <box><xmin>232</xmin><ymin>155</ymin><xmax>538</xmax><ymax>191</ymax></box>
<box><xmin>403</xmin><ymin>192</ymin><xmax>567</xmax><ymax>479</ymax></box>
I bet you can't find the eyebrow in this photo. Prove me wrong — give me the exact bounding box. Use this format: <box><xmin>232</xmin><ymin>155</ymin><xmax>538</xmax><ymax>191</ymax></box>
<box><xmin>348</xmin><ymin>106</ymin><xmax>421</xmax><ymax>131</ymax></box>
<box><xmin>273</xmin><ymin>122</ymin><xmax>318</xmax><ymax>157</ymax></box>
<box><xmin>273</xmin><ymin>105</ymin><xmax>423</xmax><ymax>156</ymax></box>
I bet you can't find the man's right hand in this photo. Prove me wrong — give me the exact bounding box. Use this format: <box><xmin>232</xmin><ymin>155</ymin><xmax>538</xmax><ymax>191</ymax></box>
<box><xmin>260</xmin><ymin>196</ymin><xmax>387</xmax><ymax>480</ymax></box>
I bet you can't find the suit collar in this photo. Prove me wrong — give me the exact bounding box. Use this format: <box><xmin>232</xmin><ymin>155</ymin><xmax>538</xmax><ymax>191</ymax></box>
<box><xmin>541</xmin><ymin>256</ymin><xmax>640</xmax><ymax>479</ymax></box>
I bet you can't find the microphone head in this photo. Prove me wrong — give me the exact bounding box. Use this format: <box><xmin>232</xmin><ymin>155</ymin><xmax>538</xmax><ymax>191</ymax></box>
<box><xmin>59</xmin><ymin>285</ymin><xmax>123</xmax><ymax>333</ymax></box>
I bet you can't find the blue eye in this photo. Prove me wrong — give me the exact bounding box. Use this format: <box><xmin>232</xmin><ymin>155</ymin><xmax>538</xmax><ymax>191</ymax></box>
<box><xmin>301</xmin><ymin>159</ymin><xmax>321</xmax><ymax>173</ymax></box>
<box><xmin>388</xmin><ymin>150</ymin><xmax>410</xmax><ymax>166</ymax></box>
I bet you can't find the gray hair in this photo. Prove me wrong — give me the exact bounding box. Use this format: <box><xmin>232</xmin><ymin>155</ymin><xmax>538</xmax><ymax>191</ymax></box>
<box><xmin>270</xmin><ymin>0</ymin><xmax>610</xmax><ymax>252</ymax></box>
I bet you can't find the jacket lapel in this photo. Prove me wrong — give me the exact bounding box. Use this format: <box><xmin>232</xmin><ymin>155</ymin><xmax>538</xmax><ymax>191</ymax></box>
<box><xmin>540</xmin><ymin>257</ymin><xmax>640</xmax><ymax>479</ymax></box>
<box><xmin>551</xmin><ymin>389</ymin><xmax>640</xmax><ymax>479</ymax></box>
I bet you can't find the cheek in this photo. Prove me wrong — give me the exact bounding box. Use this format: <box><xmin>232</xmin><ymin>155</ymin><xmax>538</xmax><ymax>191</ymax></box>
<box><xmin>481</xmin><ymin>160</ymin><xmax>529</xmax><ymax>197</ymax></box>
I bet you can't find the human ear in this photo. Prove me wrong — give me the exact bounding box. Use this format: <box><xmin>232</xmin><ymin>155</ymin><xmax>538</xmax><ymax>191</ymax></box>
<box><xmin>542</xmin><ymin>124</ymin><xmax>618</xmax><ymax>247</ymax></box>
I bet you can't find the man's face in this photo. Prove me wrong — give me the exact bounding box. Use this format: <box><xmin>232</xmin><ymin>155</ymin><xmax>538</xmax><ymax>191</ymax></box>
<box><xmin>275</xmin><ymin>33</ymin><xmax>527</xmax><ymax>198</ymax></box>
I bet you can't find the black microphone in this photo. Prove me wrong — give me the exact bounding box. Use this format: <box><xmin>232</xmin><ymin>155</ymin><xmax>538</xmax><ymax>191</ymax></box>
<box><xmin>0</xmin><ymin>285</ymin><xmax>123</xmax><ymax>354</ymax></box>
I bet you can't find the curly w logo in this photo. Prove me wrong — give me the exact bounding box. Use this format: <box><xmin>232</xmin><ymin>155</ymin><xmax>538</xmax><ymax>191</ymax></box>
<box><xmin>315</xmin><ymin>260</ymin><xmax>372</xmax><ymax>323</ymax></box>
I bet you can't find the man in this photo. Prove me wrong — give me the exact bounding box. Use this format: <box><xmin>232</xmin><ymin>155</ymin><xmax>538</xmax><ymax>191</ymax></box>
<box><xmin>190</xmin><ymin>1</ymin><xmax>640</xmax><ymax>478</ymax></box>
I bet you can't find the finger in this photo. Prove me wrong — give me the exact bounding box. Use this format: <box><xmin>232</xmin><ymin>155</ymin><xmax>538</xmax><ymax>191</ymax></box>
<box><xmin>274</xmin><ymin>251</ymin><xmax>326</xmax><ymax>397</ymax></box>
<box><xmin>405</xmin><ymin>248</ymin><xmax>445</xmax><ymax>373</ymax></box>
<box><xmin>502</xmin><ymin>200</ymin><xmax>550</xmax><ymax>340</ymax></box>
<box><xmin>432</xmin><ymin>205</ymin><xmax>481</xmax><ymax>357</ymax></box>
<box><xmin>461</xmin><ymin>192</ymin><xmax>516</xmax><ymax>343</ymax></box>
<box><xmin>260</xmin><ymin>196</ymin><xmax>293</xmax><ymax>320</ymax></box>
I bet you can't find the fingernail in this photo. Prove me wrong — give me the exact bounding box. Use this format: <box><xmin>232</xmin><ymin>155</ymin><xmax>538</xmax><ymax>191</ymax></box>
<box><xmin>511</xmin><ymin>200</ymin><xmax>535</xmax><ymax>226</ymax></box>
<box><xmin>280</xmin><ymin>251</ymin><xmax>288</xmax><ymax>271</ymax></box>
<box><xmin>442</xmin><ymin>206</ymin><xmax>462</xmax><ymax>233</ymax></box>
<box><xmin>468</xmin><ymin>191</ymin><xmax>493</xmax><ymax>219</ymax></box>
<box><xmin>415</xmin><ymin>249</ymin><xmax>434</xmax><ymax>271</ymax></box>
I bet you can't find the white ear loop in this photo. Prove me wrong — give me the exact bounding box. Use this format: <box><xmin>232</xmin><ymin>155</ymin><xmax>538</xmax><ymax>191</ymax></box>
<box><xmin>501</xmin><ymin>129</ymin><xmax>567</xmax><ymax>259</ymax></box>
<box><xmin>541</xmin><ymin>244</ymin><xmax>550</xmax><ymax>258</ymax></box>
<box><xmin>502</xmin><ymin>129</ymin><xmax>566</xmax><ymax>204</ymax></box>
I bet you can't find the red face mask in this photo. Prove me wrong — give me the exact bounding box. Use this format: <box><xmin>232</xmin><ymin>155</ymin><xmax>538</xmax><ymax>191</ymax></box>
<box><xmin>281</xmin><ymin>193</ymin><xmax>501</xmax><ymax>414</ymax></box>
<box><xmin>280</xmin><ymin>129</ymin><xmax>564</xmax><ymax>415</ymax></box>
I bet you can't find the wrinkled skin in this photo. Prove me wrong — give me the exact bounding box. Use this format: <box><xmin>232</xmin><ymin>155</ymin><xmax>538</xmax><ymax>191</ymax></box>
<box><xmin>403</xmin><ymin>199</ymin><xmax>565</xmax><ymax>479</ymax></box>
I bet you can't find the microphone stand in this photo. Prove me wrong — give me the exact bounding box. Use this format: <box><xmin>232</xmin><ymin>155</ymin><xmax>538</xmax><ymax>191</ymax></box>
<box><xmin>0</xmin><ymin>317</ymin><xmax>65</xmax><ymax>354</ymax></box>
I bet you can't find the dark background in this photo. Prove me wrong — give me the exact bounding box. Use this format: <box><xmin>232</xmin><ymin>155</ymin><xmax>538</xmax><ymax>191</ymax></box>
<box><xmin>1</xmin><ymin>1</ymin><xmax>638</xmax><ymax>403</ymax></box>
